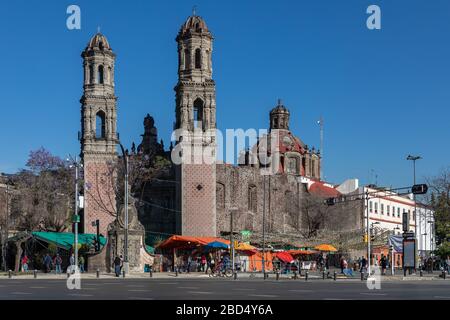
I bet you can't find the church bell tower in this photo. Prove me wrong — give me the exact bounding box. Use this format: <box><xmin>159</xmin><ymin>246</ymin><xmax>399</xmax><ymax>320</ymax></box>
<box><xmin>173</xmin><ymin>14</ymin><xmax>217</xmax><ymax>236</ymax></box>
<box><xmin>80</xmin><ymin>33</ymin><xmax>118</xmax><ymax>236</ymax></box>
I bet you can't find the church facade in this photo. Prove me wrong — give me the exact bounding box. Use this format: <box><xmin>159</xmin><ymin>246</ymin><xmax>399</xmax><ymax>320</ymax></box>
<box><xmin>79</xmin><ymin>14</ymin><xmax>350</xmax><ymax>248</ymax></box>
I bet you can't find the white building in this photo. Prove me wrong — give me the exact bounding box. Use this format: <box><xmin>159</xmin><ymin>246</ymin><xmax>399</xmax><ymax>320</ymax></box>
<box><xmin>360</xmin><ymin>185</ymin><xmax>435</xmax><ymax>256</ymax></box>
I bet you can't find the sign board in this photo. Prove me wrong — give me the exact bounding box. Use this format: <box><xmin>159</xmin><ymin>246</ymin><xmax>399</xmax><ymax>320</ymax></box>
<box><xmin>402</xmin><ymin>211</ymin><xmax>409</xmax><ymax>232</ymax></box>
<box><xmin>403</xmin><ymin>237</ymin><xmax>416</xmax><ymax>268</ymax></box>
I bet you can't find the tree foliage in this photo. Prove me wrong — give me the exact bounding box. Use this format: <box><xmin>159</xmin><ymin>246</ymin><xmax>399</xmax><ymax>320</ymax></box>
<box><xmin>11</xmin><ymin>148</ymin><xmax>74</xmax><ymax>232</ymax></box>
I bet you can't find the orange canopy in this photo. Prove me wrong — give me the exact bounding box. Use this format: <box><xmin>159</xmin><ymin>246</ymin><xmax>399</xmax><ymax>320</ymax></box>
<box><xmin>156</xmin><ymin>235</ymin><xmax>230</xmax><ymax>250</ymax></box>
<box><xmin>314</xmin><ymin>244</ymin><xmax>338</xmax><ymax>252</ymax></box>
<box><xmin>248</xmin><ymin>251</ymin><xmax>273</xmax><ymax>272</ymax></box>
<box><xmin>288</xmin><ymin>249</ymin><xmax>319</xmax><ymax>256</ymax></box>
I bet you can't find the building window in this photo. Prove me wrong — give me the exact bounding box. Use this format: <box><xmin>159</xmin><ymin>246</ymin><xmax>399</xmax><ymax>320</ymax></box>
<box><xmin>195</xmin><ymin>48</ymin><xmax>201</xmax><ymax>69</ymax></box>
<box><xmin>193</xmin><ymin>98</ymin><xmax>204</xmax><ymax>129</ymax></box>
<box><xmin>374</xmin><ymin>202</ymin><xmax>378</xmax><ymax>214</ymax></box>
<box><xmin>95</xmin><ymin>111</ymin><xmax>106</xmax><ymax>139</ymax></box>
<box><xmin>89</xmin><ymin>65</ymin><xmax>94</xmax><ymax>84</ymax></box>
<box><xmin>387</xmin><ymin>205</ymin><xmax>390</xmax><ymax>216</ymax></box>
<box><xmin>397</xmin><ymin>207</ymin><xmax>400</xmax><ymax>217</ymax></box>
<box><xmin>381</xmin><ymin>203</ymin><xmax>384</xmax><ymax>215</ymax></box>
<box><xmin>216</xmin><ymin>183</ymin><xmax>225</xmax><ymax>209</ymax></box>
<box><xmin>184</xmin><ymin>49</ymin><xmax>190</xmax><ymax>69</ymax></box>
<box><xmin>98</xmin><ymin>65</ymin><xmax>104</xmax><ymax>84</ymax></box>
<box><xmin>369</xmin><ymin>201</ymin><xmax>373</xmax><ymax>213</ymax></box>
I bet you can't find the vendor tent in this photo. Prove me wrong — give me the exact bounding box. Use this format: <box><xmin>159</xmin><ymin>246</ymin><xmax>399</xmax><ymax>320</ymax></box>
<box><xmin>288</xmin><ymin>249</ymin><xmax>319</xmax><ymax>256</ymax></box>
<box><xmin>314</xmin><ymin>244</ymin><xmax>337</xmax><ymax>252</ymax></box>
<box><xmin>275</xmin><ymin>251</ymin><xmax>295</xmax><ymax>264</ymax></box>
<box><xmin>32</xmin><ymin>231</ymin><xmax>106</xmax><ymax>250</ymax></box>
<box><xmin>248</xmin><ymin>251</ymin><xmax>273</xmax><ymax>272</ymax></box>
<box><xmin>205</xmin><ymin>241</ymin><xmax>229</xmax><ymax>249</ymax></box>
<box><xmin>156</xmin><ymin>235</ymin><xmax>230</xmax><ymax>250</ymax></box>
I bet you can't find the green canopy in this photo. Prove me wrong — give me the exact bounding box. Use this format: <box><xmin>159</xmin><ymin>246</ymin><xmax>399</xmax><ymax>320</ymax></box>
<box><xmin>145</xmin><ymin>245</ymin><xmax>155</xmax><ymax>254</ymax></box>
<box><xmin>31</xmin><ymin>231</ymin><xmax>106</xmax><ymax>250</ymax></box>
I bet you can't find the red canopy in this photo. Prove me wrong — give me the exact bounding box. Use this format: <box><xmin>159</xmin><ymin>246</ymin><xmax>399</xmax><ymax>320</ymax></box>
<box><xmin>275</xmin><ymin>252</ymin><xmax>295</xmax><ymax>264</ymax></box>
<box><xmin>156</xmin><ymin>235</ymin><xmax>230</xmax><ymax>250</ymax></box>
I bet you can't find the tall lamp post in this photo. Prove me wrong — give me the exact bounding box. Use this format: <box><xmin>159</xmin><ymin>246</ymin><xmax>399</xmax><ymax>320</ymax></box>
<box><xmin>2</xmin><ymin>183</ymin><xmax>10</xmax><ymax>272</ymax></box>
<box><xmin>68</xmin><ymin>156</ymin><xmax>82</xmax><ymax>273</ymax></box>
<box><xmin>407</xmin><ymin>154</ymin><xmax>421</xmax><ymax>270</ymax></box>
<box><xmin>119</xmin><ymin>143</ymin><xmax>129</xmax><ymax>274</ymax></box>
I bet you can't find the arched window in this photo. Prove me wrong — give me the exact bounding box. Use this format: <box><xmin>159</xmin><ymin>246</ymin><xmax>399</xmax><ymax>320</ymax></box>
<box><xmin>99</xmin><ymin>41</ymin><xmax>104</xmax><ymax>51</ymax></box>
<box><xmin>96</xmin><ymin>111</ymin><xmax>106</xmax><ymax>139</ymax></box>
<box><xmin>98</xmin><ymin>65</ymin><xmax>104</xmax><ymax>84</ymax></box>
<box><xmin>195</xmin><ymin>48</ymin><xmax>201</xmax><ymax>69</ymax></box>
<box><xmin>89</xmin><ymin>65</ymin><xmax>94</xmax><ymax>84</ymax></box>
<box><xmin>193</xmin><ymin>98</ymin><xmax>204</xmax><ymax>129</ymax></box>
<box><xmin>184</xmin><ymin>49</ymin><xmax>190</xmax><ymax>69</ymax></box>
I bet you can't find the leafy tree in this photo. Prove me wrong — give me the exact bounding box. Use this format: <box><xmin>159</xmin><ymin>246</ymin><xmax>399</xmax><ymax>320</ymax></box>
<box><xmin>11</xmin><ymin>147</ymin><xmax>74</xmax><ymax>232</ymax></box>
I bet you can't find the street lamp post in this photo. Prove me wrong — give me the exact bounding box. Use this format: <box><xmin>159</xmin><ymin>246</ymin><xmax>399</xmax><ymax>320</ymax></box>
<box><xmin>229</xmin><ymin>208</ymin><xmax>238</xmax><ymax>274</ymax></box>
<box><xmin>68</xmin><ymin>156</ymin><xmax>82</xmax><ymax>273</ymax></box>
<box><xmin>365</xmin><ymin>191</ymin><xmax>371</xmax><ymax>275</ymax></box>
<box><xmin>119</xmin><ymin>143</ymin><xmax>129</xmax><ymax>274</ymax></box>
<box><xmin>407</xmin><ymin>154</ymin><xmax>422</xmax><ymax>271</ymax></box>
<box><xmin>370</xmin><ymin>221</ymin><xmax>380</xmax><ymax>271</ymax></box>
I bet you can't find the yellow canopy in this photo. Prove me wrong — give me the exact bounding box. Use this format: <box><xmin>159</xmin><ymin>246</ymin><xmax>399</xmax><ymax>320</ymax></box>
<box><xmin>235</xmin><ymin>242</ymin><xmax>256</xmax><ymax>251</ymax></box>
<box><xmin>314</xmin><ymin>244</ymin><xmax>338</xmax><ymax>252</ymax></box>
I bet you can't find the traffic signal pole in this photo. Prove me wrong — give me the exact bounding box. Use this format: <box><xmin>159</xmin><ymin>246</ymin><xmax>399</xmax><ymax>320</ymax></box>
<box><xmin>365</xmin><ymin>190</ymin><xmax>371</xmax><ymax>276</ymax></box>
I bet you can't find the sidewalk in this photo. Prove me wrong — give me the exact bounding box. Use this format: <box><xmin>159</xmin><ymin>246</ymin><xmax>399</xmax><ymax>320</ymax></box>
<box><xmin>0</xmin><ymin>271</ymin><xmax>447</xmax><ymax>281</ymax></box>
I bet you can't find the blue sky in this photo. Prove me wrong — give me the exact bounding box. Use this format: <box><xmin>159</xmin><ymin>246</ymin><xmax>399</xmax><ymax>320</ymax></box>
<box><xmin>0</xmin><ymin>0</ymin><xmax>449</xmax><ymax>187</ymax></box>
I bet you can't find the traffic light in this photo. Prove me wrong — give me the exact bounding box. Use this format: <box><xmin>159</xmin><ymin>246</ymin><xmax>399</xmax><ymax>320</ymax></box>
<box><xmin>363</xmin><ymin>234</ymin><xmax>368</xmax><ymax>243</ymax></box>
<box><xmin>412</xmin><ymin>184</ymin><xmax>428</xmax><ymax>195</ymax></box>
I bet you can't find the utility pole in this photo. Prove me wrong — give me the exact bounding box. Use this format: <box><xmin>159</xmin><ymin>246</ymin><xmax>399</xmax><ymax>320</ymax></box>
<box><xmin>68</xmin><ymin>156</ymin><xmax>82</xmax><ymax>273</ymax></box>
<box><xmin>407</xmin><ymin>154</ymin><xmax>421</xmax><ymax>271</ymax></box>
<box><xmin>229</xmin><ymin>208</ymin><xmax>238</xmax><ymax>273</ymax></box>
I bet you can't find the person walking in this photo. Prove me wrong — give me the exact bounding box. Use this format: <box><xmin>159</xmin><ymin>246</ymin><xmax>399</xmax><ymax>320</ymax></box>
<box><xmin>54</xmin><ymin>254</ymin><xmax>63</xmax><ymax>274</ymax></box>
<box><xmin>201</xmin><ymin>254</ymin><xmax>207</xmax><ymax>272</ymax></box>
<box><xmin>114</xmin><ymin>255</ymin><xmax>121</xmax><ymax>277</ymax></box>
<box><xmin>43</xmin><ymin>253</ymin><xmax>52</xmax><ymax>273</ymax></box>
<box><xmin>380</xmin><ymin>254</ymin><xmax>387</xmax><ymax>275</ymax></box>
<box><xmin>340</xmin><ymin>256</ymin><xmax>345</xmax><ymax>274</ymax></box>
<box><xmin>21</xmin><ymin>254</ymin><xmax>29</xmax><ymax>272</ymax></box>
<box><xmin>78</xmin><ymin>255</ymin><xmax>85</xmax><ymax>273</ymax></box>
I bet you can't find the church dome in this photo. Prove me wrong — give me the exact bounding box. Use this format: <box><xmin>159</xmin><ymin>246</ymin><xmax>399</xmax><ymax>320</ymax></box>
<box><xmin>179</xmin><ymin>15</ymin><xmax>209</xmax><ymax>35</ymax></box>
<box><xmin>270</xmin><ymin>99</ymin><xmax>290</xmax><ymax>115</ymax></box>
<box><xmin>86</xmin><ymin>33</ymin><xmax>111</xmax><ymax>51</ymax></box>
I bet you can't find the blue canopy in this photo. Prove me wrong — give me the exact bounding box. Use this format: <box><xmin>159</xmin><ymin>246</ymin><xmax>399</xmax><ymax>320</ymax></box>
<box><xmin>205</xmin><ymin>241</ymin><xmax>229</xmax><ymax>249</ymax></box>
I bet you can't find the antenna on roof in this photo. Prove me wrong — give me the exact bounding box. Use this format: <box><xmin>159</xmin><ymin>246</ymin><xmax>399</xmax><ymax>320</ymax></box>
<box><xmin>317</xmin><ymin>115</ymin><xmax>324</xmax><ymax>180</ymax></box>
<box><xmin>97</xmin><ymin>26</ymin><xmax>101</xmax><ymax>33</ymax></box>
<box><xmin>192</xmin><ymin>5</ymin><xmax>197</xmax><ymax>16</ymax></box>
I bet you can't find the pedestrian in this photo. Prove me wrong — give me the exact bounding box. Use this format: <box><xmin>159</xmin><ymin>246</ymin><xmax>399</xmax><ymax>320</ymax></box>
<box><xmin>114</xmin><ymin>255</ymin><xmax>121</xmax><ymax>277</ymax></box>
<box><xmin>360</xmin><ymin>256</ymin><xmax>367</xmax><ymax>273</ymax></box>
<box><xmin>21</xmin><ymin>254</ymin><xmax>29</xmax><ymax>272</ymax></box>
<box><xmin>340</xmin><ymin>256</ymin><xmax>345</xmax><ymax>274</ymax></box>
<box><xmin>54</xmin><ymin>253</ymin><xmax>63</xmax><ymax>274</ymax></box>
<box><xmin>119</xmin><ymin>255</ymin><xmax>124</xmax><ymax>273</ymax></box>
<box><xmin>187</xmin><ymin>255</ymin><xmax>192</xmax><ymax>273</ymax></box>
<box><xmin>79</xmin><ymin>255</ymin><xmax>85</xmax><ymax>273</ymax></box>
<box><xmin>43</xmin><ymin>253</ymin><xmax>52</xmax><ymax>273</ymax></box>
<box><xmin>201</xmin><ymin>254</ymin><xmax>207</xmax><ymax>272</ymax></box>
<box><xmin>380</xmin><ymin>254</ymin><xmax>387</xmax><ymax>275</ymax></box>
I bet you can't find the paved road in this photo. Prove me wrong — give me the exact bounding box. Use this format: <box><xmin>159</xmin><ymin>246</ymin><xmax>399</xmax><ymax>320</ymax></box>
<box><xmin>0</xmin><ymin>278</ymin><xmax>449</xmax><ymax>300</ymax></box>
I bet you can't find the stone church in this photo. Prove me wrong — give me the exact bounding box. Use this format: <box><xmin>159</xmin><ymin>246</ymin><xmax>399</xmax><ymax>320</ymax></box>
<box><xmin>79</xmin><ymin>14</ymin><xmax>344</xmax><ymax>250</ymax></box>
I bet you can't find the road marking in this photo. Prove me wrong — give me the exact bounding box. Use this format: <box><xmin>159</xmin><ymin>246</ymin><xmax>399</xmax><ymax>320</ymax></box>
<box><xmin>188</xmin><ymin>291</ymin><xmax>213</xmax><ymax>295</ymax></box>
<box><xmin>288</xmin><ymin>289</ymin><xmax>313</xmax><ymax>293</ymax></box>
<box><xmin>11</xmin><ymin>292</ymin><xmax>32</xmax><ymax>295</ymax></box>
<box><xmin>126</xmin><ymin>285</ymin><xmax>145</xmax><ymax>288</ymax></box>
<box><xmin>128</xmin><ymin>289</ymin><xmax>152</xmax><ymax>292</ymax></box>
<box><xmin>29</xmin><ymin>287</ymin><xmax>47</xmax><ymax>289</ymax></box>
<box><xmin>129</xmin><ymin>297</ymin><xmax>154</xmax><ymax>300</ymax></box>
<box><xmin>360</xmin><ymin>293</ymin><xmax>387</xmax><ymax>296</ymax></box>
<box><xmin>323</xmin><ymin>298</ymin><xmax>351</xmax><ymax>300</ymax></box>
<box><xmin>434</xmin><ymin>296</ymin><xmax>450</xmax><ymax>299</ymax></box>
<box><xmin>178</xmin><ymin>287</ymin><xmax>200</xmax><ymax>289</ymax></box>
<box><xmin>248</xmin><ymin>294</ymin><xmax>278</xmax><ymax>298</ymax></box>
<box><xmin>68</xmin><ymin>293</ymin><xmax>93</xmax><ymax>297</ymax></box>
<box><xmin>159</xmin><ymin>282</ymin><xmax>179</xmax><ymax>285</ymax></box>
<box><xmin>233</xmin><ymin>288</ymin><xmax>256</xmax><ymax>291</ymax></box>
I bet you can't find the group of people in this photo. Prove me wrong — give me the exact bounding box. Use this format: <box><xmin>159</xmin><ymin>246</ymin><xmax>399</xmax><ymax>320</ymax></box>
<box><xmin>41</xmin><ymin>253</ymin><xmax>85</xmax><ymax>274</ymax></box>
<box><xmin>171</xmin><ymin>252</ymin><xmax>234</xmax><ymax>274</ymax></box>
